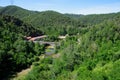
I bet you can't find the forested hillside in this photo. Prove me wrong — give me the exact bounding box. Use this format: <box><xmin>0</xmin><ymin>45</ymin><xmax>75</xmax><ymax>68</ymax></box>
<box><xmin>0</xmin><ymin>15</ymin><xmax>44</xmax><ymax>79</ymax></box>
<box><xmin>0</xmin><ymin>6</ymin><xmax>85</xmax><ymax>35</ymax></box>
<box><xmin>1</xmin><ymin>6</ymin><xmax>120</xmax><ymax>35</ymax></box>
<box><xmin>0</xmin><ymin>5</ymin><xmax>120</xmax><ymax>80</ymax></box>
<box><xmin>78</xmin><ymin>12</ymin><xmax>120</xmax><ymax>25</ymax></box>
<box><xmin>24</xmin><ymin>14</ymin><xmax>120</xmax><ymax>80</ymax></box>
<box><xmin>64</xmin><ymin>14</ymin><xmax>84</xmax><ymax>19</ymax></box>
<box><xmin>0</xmin><ymin>15</ymin><xmax>43</xmax><ymax>36</ymax></box>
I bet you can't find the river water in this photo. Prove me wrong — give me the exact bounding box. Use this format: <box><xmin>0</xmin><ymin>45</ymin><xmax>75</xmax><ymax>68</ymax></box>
<box><xmin>45</xmin><ymin>45</ymin><xmax>55</xmax><ymax>55</ymax></box>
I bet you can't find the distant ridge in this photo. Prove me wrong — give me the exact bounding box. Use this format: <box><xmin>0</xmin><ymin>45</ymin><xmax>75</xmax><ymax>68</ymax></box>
<box><xmin>0</xmin><ymin>5</ymin><xmax>78</xmax><ymax>28</ymax></box>
<box><xmin>0</xmin><ymin>5</ymin><xmax>120</xmax><ymax>35</ymax></box>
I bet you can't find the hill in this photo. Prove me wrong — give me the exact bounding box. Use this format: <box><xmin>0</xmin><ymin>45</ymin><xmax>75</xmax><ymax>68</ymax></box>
<box><xmin>1</xmin><ymin>6</ymin><xmax>120</xmax><ymax>35</ymax></box>
<box><xmin>0</xmin><ymin>5</ymin><xmax>120</xmax><ymax>80</ymax></box>
<box><xmin>1</xmin><ymin>6</ymin><xmax>120</xmax><ymax>27</ymax></box>
<box><xmin>0</xmin><ymin>6</ymin><xmax>84</xmax><ymax>35</ymax></box>
<box><xmin>0</xmin><ymin>14</ymin><xmax>43</xmax><ymax>37</ymax></box>
<box><xmin>24</xmin><ymin>14</ymin><xmax>120</xmax><ymax>80</ymax></box>
<box><xmin>78</xmin><ymin>12</ymin><xmax>120</xmax><ymax>25</ymax></box>
<box><xmin>64</xmin><ymin>13</ymin><xmax>84</xmax><ymax>19</ymax></box>
<box><xmin>64</xmin><ymin>12</ymin><xmax>120</xmax><ymax>26</ymax></box>
<box><xmin>0</xmin><ymin>15</ymin><xmax>44</xmax><ymax>79</ymax></box>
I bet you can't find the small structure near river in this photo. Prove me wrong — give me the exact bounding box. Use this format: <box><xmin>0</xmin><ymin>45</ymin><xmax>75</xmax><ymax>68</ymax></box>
<box><xmin>24</xmin><ymin>35</ymin><xmax>63</xmax><ymax>55</ymax></box>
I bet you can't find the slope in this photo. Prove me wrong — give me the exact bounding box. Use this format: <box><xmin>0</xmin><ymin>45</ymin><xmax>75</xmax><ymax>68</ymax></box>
<box><xmin>0</xmin><ymin>14</ymin><xmax>43</xmax><ymax>37</ymax></box>
<box><xmin>0</xmin><ymin>6</ymin><xmax>78</xmax><ymax>26</ymax></box>
<box><xmin>0</xmin><ymin>6</ymin><xmax>83</xmax><ymax>35</ymax></box>
<box><xmin>78</xmin><ymin>12</ymin><xmax>120</xmax><ymax>25</ymax></box>
<box><xmin>0</xmin><ymin>14</ymin><xmax>44</xmax><ymax>79</ymax></box>
<box><xmin>23</xmin><ymin>14</ymin><xmax>120</xmax><ymax>80</ymax></box>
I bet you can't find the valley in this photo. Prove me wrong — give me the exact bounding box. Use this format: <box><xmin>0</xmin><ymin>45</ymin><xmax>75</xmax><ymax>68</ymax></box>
<box><xmin>0</xmin><ymin>5</ymin><xmax>120</xmax><ymax>80</ymax></box>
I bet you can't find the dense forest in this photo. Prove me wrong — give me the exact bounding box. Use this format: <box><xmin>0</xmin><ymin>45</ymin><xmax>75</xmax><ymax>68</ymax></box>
<box><xmin>0</xmin><ymin>15</ymin><xmax>44</xmax><ymax>79</ymax></box>
<box><xmin>24</xmin><ymin>13</ymin><xmax>120</xmax><ymax>80</ymax></box>
<box><xmin>0</xmin><ymin>6</ymin><xmax>120</xmax><ymax>80</ymax></box>
<box><xmin>0</xmin><ymin>6</ymin><xmax>86</xmax><ymax>35</ymax></box>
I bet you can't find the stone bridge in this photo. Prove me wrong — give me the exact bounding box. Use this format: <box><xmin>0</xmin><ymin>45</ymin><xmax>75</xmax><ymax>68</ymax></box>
<box><xmin>33</xmin><ymin>41</ymin><xmax>57</xmax><ymax>46</ymax></box>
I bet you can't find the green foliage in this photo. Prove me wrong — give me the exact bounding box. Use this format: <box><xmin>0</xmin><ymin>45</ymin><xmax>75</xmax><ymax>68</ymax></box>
<box><xmin>0</xmin><ymin>15</ymin><xmax>43</xmax><ymax>36</ymax></box>
<box><xmin>24</xmin><ymin>14</ymin><xmax>120</xmax><ymax>80</ymax></box>
<box><xmin>0</xmin><ymin>15</ymin><xmax>44</xmax><ymax>79</ymax></box>
<box><xmin>78</xmin><ymin>12</ymin><xmax>120</xmax><ymax>25</ymax></box>
<box><xmin>25</xmin><ymin>57</ymin><xmax>53</xmax><ymax>80</ymax></box>
<box><xmin>0</xmin><ymin>6</ymin><xmax>85</xmax><ymax>36</ymax></box>
<box><xmin>0</xmin><ymin>5</ymin><xmax>120</xmax><ymax>80</ymax></box>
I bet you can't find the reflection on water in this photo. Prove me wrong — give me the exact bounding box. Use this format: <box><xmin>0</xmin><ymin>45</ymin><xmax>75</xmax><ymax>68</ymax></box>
<box><xmin>45</xmin><ymin>46</ymin><xmax>55</xmax><ymax>55</ymax></box>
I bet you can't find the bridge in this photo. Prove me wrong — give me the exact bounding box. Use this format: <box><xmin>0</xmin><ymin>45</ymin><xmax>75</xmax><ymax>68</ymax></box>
<box><xmin>33</xmin><ymin>41</ymin><xmax>57</xmax><ymax>46</ymax></box>
<box><xmin>25</xmin><ymin>35</ymin><xmax>60</xmax><ymax>46</ymax></box>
